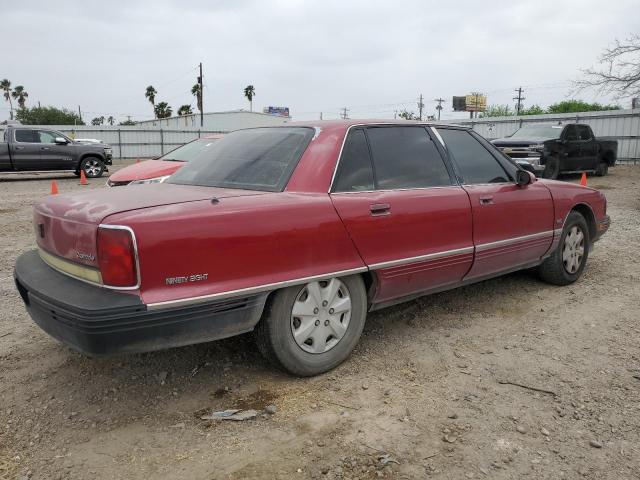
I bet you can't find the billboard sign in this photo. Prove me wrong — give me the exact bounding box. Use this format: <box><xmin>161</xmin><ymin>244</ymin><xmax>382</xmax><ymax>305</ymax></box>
<box><xmin>264</xmin><ymin>106</ymin><xmax>290</xmax><ymax>117</ymax></box>
<box><xmin>452</xmin><ymin>94</ymin><xmax>487</xmax><ymax>112</ymax></box>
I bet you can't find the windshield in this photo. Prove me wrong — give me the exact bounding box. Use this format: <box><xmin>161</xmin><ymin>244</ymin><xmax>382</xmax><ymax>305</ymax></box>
<box><xmin>510</xmin><ymin>125</ymin><xmax>563</xmax><ymax>139</ymax></box>
<box><xmin>159</xmin><ymin>137</ymin><xmax>222</xmax><ymax>162</ymax></box>
<box><xmin>167</xmin><ymin>127</ymin><xmax>314</xmax><ymax>192</ymax></box>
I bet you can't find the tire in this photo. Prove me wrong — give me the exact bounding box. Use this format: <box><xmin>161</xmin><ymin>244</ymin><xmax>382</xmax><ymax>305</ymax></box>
<box><xmin>595</xmin><ymin>161</ymin><xmax>608</xmax><ymax>177</ymax></box>
<box><xmin>80</xmin><ymin>157</ymin><xmax>105</xmax><ymax>178</ymax></box>
<box><xmin>538</xmin><ymin>211</ymin><xmax>590</xmax><ymax>286</ymax></box>
<box><xmin>254</xmin><ymin>275</ymin><xmax>367</xmax><ymax>376</ymax></box>
<box><xmin>542</xmin><ymin>156</ymin><xmax>560</xmax><ymax>179</ymax></box>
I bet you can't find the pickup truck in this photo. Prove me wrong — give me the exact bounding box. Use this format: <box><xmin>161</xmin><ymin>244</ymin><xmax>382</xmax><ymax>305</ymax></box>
<box><xmin>0</xmin><ymin>126</ymin><xmax>112</xmax><ymax>178</ymax></box>
<box><xmin>491</xmin><ymin>123</ymin><xmax>617</xmax><ymax>179</ymax></box>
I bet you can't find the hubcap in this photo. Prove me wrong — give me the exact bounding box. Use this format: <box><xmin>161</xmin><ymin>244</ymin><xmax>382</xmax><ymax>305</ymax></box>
<box><xmin>562</xmin><ymin>225</ymin><xmax>585</xmax><ymax>274</ymax></box>
<box><xmin>84</xmin><ymin>159</ymin><xmax>101</xmax><ymax>176</ymax></box>
<box><xmin>290</xmin><ymin>279</ymin><xmax>352</xmax><ymax>354</ymax></box>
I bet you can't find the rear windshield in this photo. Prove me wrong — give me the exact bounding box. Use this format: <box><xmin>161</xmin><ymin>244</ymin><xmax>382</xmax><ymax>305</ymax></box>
<box><xmin>160</xmin><ymin>138</ymin><xmax>221</xmax><ymax>162</ymax></box>
<box><xmin>168</xmin><ymin>127</ymin><xmax>314</xmax><ymax>192</ymax></box>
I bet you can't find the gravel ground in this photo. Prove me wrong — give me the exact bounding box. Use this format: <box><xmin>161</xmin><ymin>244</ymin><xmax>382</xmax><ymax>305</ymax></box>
<box><xmin>0</xmin><ymin>166</ymin><xmax>639</xmax><ymax>480</ymax></box>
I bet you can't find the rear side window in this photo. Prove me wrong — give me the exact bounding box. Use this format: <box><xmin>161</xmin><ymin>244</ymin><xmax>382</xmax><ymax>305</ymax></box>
<box><xmin>366</xmin><ymin>126</ymin><xmax>451</xmax><ymax>189</ymax></box>
<box><xmin>578</xmin><ymin>126</ymin><xmax>592</xmax><ymax>140</ymax></box>
<box><xmin>14</xmin><ymin>129</ymin><xmax>37</xmax><ymax>143</ymax></box>
<box><xmin>438</xmin><ymin>128</ymin><xmax>510</xmax><ymax>184</ymax></box>
<box><xmin>332</xmin><ymin>129</ymin><xmax>374</xmax><ymax>192</ymax></box>
<box><xmin>168</xmin><ymin>127</ymin><xmax>314</xmax><ymax>192</ymax></box>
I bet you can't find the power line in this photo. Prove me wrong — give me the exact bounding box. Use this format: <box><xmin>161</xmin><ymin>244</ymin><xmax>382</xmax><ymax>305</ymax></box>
<box><xmin>514</xmin><ymin>87</ymin><xmax>526</xmax><ymax>115</ymax></box>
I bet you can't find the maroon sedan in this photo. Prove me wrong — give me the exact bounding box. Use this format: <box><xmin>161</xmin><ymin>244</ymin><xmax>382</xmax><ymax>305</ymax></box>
<box><xmin>14</xmin><ymin>121</ymin><xmax>610</xmax><ymax>376</ymax></box>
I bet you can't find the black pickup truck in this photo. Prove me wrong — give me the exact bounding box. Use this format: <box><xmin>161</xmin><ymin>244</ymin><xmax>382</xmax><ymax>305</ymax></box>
<box><xmin>491</xmin><ymin>123</ymin><xmax>617</xmax><ymax>179</ymax></box>
<box><xmin>0</xmin><ymin>126</ymin><xmax>112</xmax><ymax>178</ymax></box>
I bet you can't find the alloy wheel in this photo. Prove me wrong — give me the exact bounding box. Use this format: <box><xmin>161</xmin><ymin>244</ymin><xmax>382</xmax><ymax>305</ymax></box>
<box><xmin>84</xmin><ymin>159</ymin><xmax>102</xmax><ymax>177</ymax></box>
<box><xmin>562</xmin><ymin>225</ymin><xmax>585</xmax><ymax>274</ymax></box>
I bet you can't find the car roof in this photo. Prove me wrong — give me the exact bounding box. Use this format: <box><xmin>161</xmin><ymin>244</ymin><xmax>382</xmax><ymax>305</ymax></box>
<box><xmin>281</xmin><ymin>119</ymin><xmax>471</xmax><ymax>130</ymax></box>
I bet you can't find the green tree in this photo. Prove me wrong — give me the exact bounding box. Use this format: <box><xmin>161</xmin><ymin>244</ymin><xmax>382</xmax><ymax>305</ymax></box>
<box><xmin>480</xmin><ymin>105</ymin><xmax>514</xmax><ymax>117</ymax></box>
<box><xmin>191</xmin><ymin>84</ymin><xmax>202</xmax><ymax>113</ymax></box>
<box><xmin>119</xmin><ymin>119</ymin><xmax>136</xmax><ymax>126</ymax></box>
<box><xmin>154</xmin><ymin>102</ymin><xmax>172</xmax><ymax>119</ymax></box>
<box><xmin>520</xmin><ymin>105</ymin><xmax>545</xmax><ymax>115</ymax></box>
<box><xmin>244</xmin><ymin>85</ymin><xmax>255</xmax><ymax>111</ymax></box>
<box><xmin>547</xmin><ymin>100</ymin><xmax>620</xmax><ymax>114</ymax></box>
<box><xmin>91</xmin><ymin>116</ymin><xmax>105</xmax><ymax>126</ymax></box>
<box><xmin>16</xmin><ymin>106</ymin><xmax>84</xmax><ymax>125</ymax></box>
<box><xmin>1</xmin><ymin>79</ymin><xmax>13</xmax><ymax>119</ymax></box>
<box><xmin>11</xmin><ymin>85</ymin><xmax>28</xmax><ymax>109</ymax></box>
<box><xmin>177</xmin><ymin>104</ymin><xmax>193</xmax><ymax>116</ymax></box>
<box><xmin>397</xmin><ymin>109</ymin><xmax>417</xmax><ymax>120</ymax></box>
<box><xmin>145</xmin><ymin>85</ymin><xmax>157</xmax><ymax>116</ymax></box>
<box><xmin>107</xmin><ymin>116</ymin><xmax>115</xmax><ymax>125</ymax></box>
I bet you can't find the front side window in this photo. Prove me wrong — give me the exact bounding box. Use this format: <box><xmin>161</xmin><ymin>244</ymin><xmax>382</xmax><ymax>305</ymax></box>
<box><xmin>578</xmin><ymin>126</ymin><xmax>592</xmax><ymax>141</ymax></box>
<box><xmin>37</xmin><ymin>131</ymin><xmax>58</xmax><ymax>144</ymax></box>
<box><xmin>438</xmin><ymin>128</ymin><xmax>510</xmax><ymax>184</ymax></box>
<box><xmin>14</xmin><ymin>129</ymin><xmax>37</xmax><ymax>143</ymax></box>
<box><xmin>332</xmin><ymin>129</ymin><xmax>374</xmax><ymax>192</ymax></box>
<box><xmin>168</xmin><ymin>127</ymin><xmax>314</xmax><ymax>192</ymax></box>
<box><xmin>366</xmin><ymin>126</ymin><xmax>451</xmax><ymax>190</ymax></box>
<box><xmin>564</xmin><ymin>125</ymin><xmax>579</xmax><ymax>141</ymax></box>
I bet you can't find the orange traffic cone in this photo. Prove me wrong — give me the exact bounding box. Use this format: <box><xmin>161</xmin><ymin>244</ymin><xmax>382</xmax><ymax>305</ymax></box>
<box><xmin>580</xmin><ymin>172</ymin><xmax>587</xmax><ymax>187</ymax></box>
<box><xmin>79</xmin><ymin>170</ymin><xmax>88</xmax><ymax>185</ymax></box>
<box><xmin>136</xmin><ymin>158</ymin><xmax>140</xmax><ymax>163</ymax></box>
<box><xmin>50</xmin><ymin>180</ymin><xmax>59</xmax><ymax>195</ymax></box>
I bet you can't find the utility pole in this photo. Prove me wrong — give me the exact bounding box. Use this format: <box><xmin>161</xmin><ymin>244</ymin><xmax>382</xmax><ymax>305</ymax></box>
<box><xmin>78</xmin><ymin>105</ymin><xmax>82</xmax><ymax>123</ymax></box>
<box><xmin>340</xmin><ymin>107</ymin><xmax>349</xmax><ymax>120</ymax></box>
<box><xmin>418</xmin><ymin>94</ymin><xmax>424</xmax><ymax>121</ymax></box>
<box><xmin>198</xmin><ymin>62</ymin><xmax>204</xmax><ymax>127</ymax></box>
<box><xmin>434</xmin><ymin>97</ymin><xmax>445</xmax><ymax>121</ymax></box>
<box><xmin>513</xmin><ymin>87</ymin><xmax>525</xmax><ymax>115</ymax></box>
<box><xmin>320</xmin><ymin>112</ymin><xmax>323</xmax><ymax>120</ymax></box>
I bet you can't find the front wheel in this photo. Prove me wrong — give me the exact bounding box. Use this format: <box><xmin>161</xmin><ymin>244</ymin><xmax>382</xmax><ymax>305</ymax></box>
<box><xmin>542</xmin><ymin>156</ymin><xmax>560</xmax><ymax>179</ymax></box>
<box><xmin>81</xmin><ymin>157</ymin><xmax>105</xmax><ymax>178</ymax></box>
<box><xmin>254</xmin><ymin>275</ymin><xmax>367</xmax><ymax>376</ymax></box>
<box><xmin>538</xmin><ymin>211</ymin><xmax>589</xmax><ymax>285</ymax></box>
<box><xmin>595</xmin><ymin>161</ymin><xmax>609</xmax><ymax>177</ymax></box>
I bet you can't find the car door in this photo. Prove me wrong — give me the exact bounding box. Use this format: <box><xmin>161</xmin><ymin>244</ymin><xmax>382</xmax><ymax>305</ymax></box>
<box><xmin>37</xmin><ymin>130</ymin><xmax>74</xmax><ymax>169</ymax></box>
<box><xmin>577</xmin><ymin>125</ymin><xmax>598</xmax><ymax>170</ymax></box>
<box><xmin>434</xmin><ymin>127</ymin><xmax>555</xmax><ymax>280</ymax></box>
<box><xmin>562</xmin><ymin>125</ymin><xmax>582</xmax><ymax>171</ymax></box>
<box><xmin>10</xmin><ymin>129</ymin><xmax>42</xmax><ymax>170</ymax></box>
<box><xmin>330</xmin><ymin>125</ymin><xmax>474</xmax><ymax>303</ymax></box>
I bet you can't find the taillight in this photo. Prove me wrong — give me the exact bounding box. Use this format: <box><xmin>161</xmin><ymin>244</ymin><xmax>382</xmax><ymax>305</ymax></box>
<box><xmin>97</xmin><ymin>226</ymin><xmax>138</xmax><ymax>288</ymax></box>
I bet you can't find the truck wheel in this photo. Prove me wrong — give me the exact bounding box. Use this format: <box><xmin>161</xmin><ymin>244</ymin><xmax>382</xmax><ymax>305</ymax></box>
<box><xmin>537</xmin><ymin>211</ymin><xmax>589</xmax><ymax>286</ymax></box>
<box><xmin>595</xmin><ymin>161</ymin><xmax>608</xmax><ymax>177</ymax></box>
<box><xmin>254</xmin><ymin>275</ymin><xmax>367</xmax><ymax>376</ymax></box>
<box><xmin>542</xmin><ymin>156</ymin><xmax>560</xmax><ymax>179</ymax></box>
<box><xmin>81</xmin><ymin>157</ymin><xmax>105</xmax><ymax>178</ymax></box>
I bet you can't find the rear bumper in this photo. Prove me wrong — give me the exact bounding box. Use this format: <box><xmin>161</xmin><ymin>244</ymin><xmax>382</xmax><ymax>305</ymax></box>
<box><xmin>14</xmin><ymin>250</ymin><xmax>267</xmax><ymax>355</ymax></box>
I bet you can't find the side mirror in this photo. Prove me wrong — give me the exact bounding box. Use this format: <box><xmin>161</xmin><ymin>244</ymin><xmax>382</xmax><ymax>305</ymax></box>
<box><xmin>55</xmin><ymin>137</ymin><xmax>69</xmax><ymax>145</ymax></box>
<box><xmin>516</xmin><ymin>169</ymin><xmax>533</xmax><ymax>187</ymax></box>
<box><xmin>557</xmin><ymin>139</ymin><xmax>566</xmax><ymax>145</ymax></box>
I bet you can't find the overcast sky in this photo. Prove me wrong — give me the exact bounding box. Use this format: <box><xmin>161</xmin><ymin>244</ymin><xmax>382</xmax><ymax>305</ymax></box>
<box><xmin>1</xmin><ymin>0</ymin><xmax>637</xmax><ymax>123</ymax></box>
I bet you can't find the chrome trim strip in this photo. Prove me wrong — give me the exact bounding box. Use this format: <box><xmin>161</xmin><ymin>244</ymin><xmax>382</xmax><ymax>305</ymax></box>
<box><xmin>97</xmin><ymin>224</ymin><xmax>142</xmax><ymax>291</ymax></box>
<box><xmin>330</xmin><ymin>185</ymin><xmax>463</xmax><ymax>195</ymax></box>
<box><xmin>147</xmin><ymin>266</ymin><xmax>368</xmax><ymax>310</ymax></box>
<box><xmin>369</xmin><ymin>246</ymin><xmax>474</xmax><ymax>270</ymax></box>
<box><xmin>38</xmin><ymin>248</ymin><xmax>103</xmax><ymax>287</ymax></box>
<box><xmin>554</xmin><ymin>228</ymin><xmax>563</xmax><ymax>236</ymax></box>
<box><xmin>328</xmin><ymin>124</ymin><xmax>357</xmax><ymax>193</ymax></box>
<box><xmin>430</xmin><ymin>126</ymin><xmax>445</xmax><ymax>147</ymax></box>
<box><xmin>475</xmin><ymin>230</ymin><xmax>553</xmax><ymax>252</ymax></box>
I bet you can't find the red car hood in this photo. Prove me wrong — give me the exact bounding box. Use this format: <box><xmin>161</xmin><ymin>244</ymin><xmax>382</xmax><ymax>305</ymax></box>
<box><xmin>109</xmin><ymin>160</ymin><xmax>184</xmax><ymax>183</ymax></box>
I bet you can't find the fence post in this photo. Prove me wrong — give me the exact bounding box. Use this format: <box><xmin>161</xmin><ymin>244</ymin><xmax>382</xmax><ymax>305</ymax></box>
<box><xmin>198</xmin><ymin>129</ymin><xmax>201</xmax><ymax>138</ymax></box>
<box><xmin>117</xmin><ymin>129</ymin><xmax>122</xmax><ymax>160</ymax></box>
<box><xmin>160</xmin><ymin>129</ymin><xmax>164</xmax><ymax>155</ymax></box>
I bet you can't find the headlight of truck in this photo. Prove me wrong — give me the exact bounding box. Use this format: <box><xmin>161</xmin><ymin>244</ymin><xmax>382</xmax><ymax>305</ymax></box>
<box><xmin>104</xmin><ymin>147</ymin><xmax>112</xmax><ymax>154</ymax></box>
<box><xmin>129</xmin><ymin>175</ymin><xmax>171</xmax><ymax>185</ymax></box>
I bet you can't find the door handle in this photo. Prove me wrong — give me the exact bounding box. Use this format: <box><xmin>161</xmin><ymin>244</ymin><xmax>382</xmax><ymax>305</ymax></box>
<box><xmin>479</xmin><ymin>196</ymin><xmax>494</xmax><ymax>205</ymax></box>
<box><xmin>41</xmin><ymin>147</ymin><xmax>50</xmax><ymax>150</ymax></box>
<box><xmin>369</xmin><ymin>203</ymin><xmax>391</xmax><ymax>216</ymax></box>
<box><xmin>14</xmin><ymin>146</ymin><xmax>25</xmax><ymax>150</ymax></box>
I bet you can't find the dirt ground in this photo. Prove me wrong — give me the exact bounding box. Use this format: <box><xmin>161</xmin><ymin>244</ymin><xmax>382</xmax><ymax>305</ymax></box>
<box><xmin>1</xmin><ymin>165</ymin><xmax>639</xmax><ymax>480</ymax></box>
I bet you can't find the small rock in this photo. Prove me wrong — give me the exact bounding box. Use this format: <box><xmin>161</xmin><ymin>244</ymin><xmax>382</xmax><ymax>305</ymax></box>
<box><xmin>443</xmin><ymin>434</ymin><xmax>457</xmax><ymax>443</ymax></box>
<box><xmin>448</xmin><ymin>413</ymin><xmax>458</xmax><ymax>419</ymax></box>
<box><xmin>157</xmin><ymin>371</ymin><xmax>168</xmax><ymax>385</ymax></box>
<box><xmin>265</xmin><ymin>405</ymin><xmax>277</xmax><ymax>415</ymax></box>
<box><xmin>169</xmin><ymin>422</ymin><xmax>185</xmax><ymax>428</ymax></box>
<box><xmin>516</xmin><ymin>425</ymin><xmax>528</xmax><ymax>434</ymax></box>
<box><xmin>589</xmin><ymin>440</ymin><xmax>603</xmax><ymax>449</ymax></box>
<box><xmin>541</xmin><ymin>427</ymin><xmax>550</xmax><ymax>436</ymax></box>
<box><xmin>362</xmin><ymin>384</ymin><xmax>369</xmax><ymax>390</ymax></box>
<box><xmin>317</xmin><ymin>439</ymin><xmax>326</xmax><ymax>447</ymax></box>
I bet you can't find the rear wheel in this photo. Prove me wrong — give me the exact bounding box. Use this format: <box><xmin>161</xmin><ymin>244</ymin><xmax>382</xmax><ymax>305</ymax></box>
<box><xmin>538</xmin><ymin>211</ymin><xmax>589</xmax><ymax>285</ymax></box>
<box><xmin>542</xmin><ymin>156</ymin><xmax>560</xmax><ymax>179</ymax></box>
<box><xmin>81</xmin><ymin>157</ymin><xmax>105</xmax><ymax>178</ymax></box>
<box><xmin>595</xmin><ymin>161</ymin><xmax>609</xmax><ymax>177</ymax></box>
<box><xmin>254</xmin><ymin>275</ymin><xmax>367</xmax><ymax>376</ymax></box>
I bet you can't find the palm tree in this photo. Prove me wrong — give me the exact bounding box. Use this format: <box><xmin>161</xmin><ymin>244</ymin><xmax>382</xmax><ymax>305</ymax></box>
<box><xmin>11</xmin><ymin>85</ymin><xmax>28</xmax><ymax>109</ymax></box>
<box><xmin>191</xmin><ymin>84</ymin><xmax>202</xmax><ymax>113</ymax></box>
<box><xmin>1</xmin><ymin>79</ymin><xmax>14</xmax><ymax>119</ymax></box>
<box><xmin>154</xmin><ymin>102</ymin><xmax>172</xmax><ymax>119</ymax></box>
<box><xmin>145</xmin><ymin>85</ymin><xmax>157</xmax><ymax>116</ymax></box>
<box><xmin>244</xmin><ymin>85</ymin><xmax>255</xmax><ymax>112</ymax></box>
<box><xmin>107</xmin><ymin>116</ymin><xmax>115</xmax><ymax>126</ymax></box>
<box><xmin>177</xmin><ymin>105</ymin><xmax>193</xmax><ymax>116</ymax></box>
